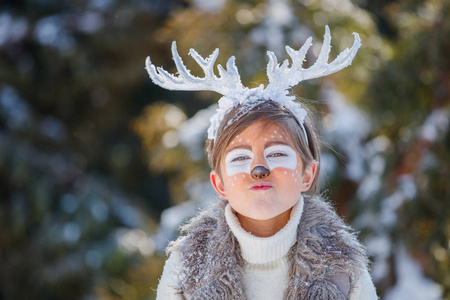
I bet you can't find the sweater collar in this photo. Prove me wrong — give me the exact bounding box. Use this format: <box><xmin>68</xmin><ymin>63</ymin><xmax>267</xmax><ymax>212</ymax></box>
<box><xmin>224</xmin><ymin>196</ymin><xmax>304</xmax><ymax>264</ymax></box>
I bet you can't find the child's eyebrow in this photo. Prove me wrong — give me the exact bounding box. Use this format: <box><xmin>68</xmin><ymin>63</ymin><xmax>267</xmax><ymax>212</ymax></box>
<box><xmin>265</xmin><ymin>141</ymin><xmax>292</xmax><ymax>148</ymax></box>
<box><xmin>226</xmin><ymin>140</ymin><xmax>292</xmax><ymax>154</ymax></box>
<box><xmin>226</xmin><ymin>144</ymin><xmax>252</xmax><ymax>153</ymax></box>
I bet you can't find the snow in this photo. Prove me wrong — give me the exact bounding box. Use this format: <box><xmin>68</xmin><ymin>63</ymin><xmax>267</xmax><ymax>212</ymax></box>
<box><xmin>319</xmin><ymin>151</ymin><xmax>338</xmax><ymax>180</ymax></box>
<box><xmin>0</xmin><ymin>13</ymin><xmax>28</xmax><ymax>47</ymax></box>
<box><xmin>353</xmin><ymin>136</ymin><xmax>390</xmax><ymax>202</ymax></box>
<box><xmin>320</xmin><ymin>0</ymin><xmax>357</xmax><ymax>15</ymax></box>
<box><xmin>34</xmin><ymin>15</ymin><xmax>76</xmax><ymax>55</ymax></box>
<box><xmin>111</xmin><ymin>196</ymin><xmax>142</xmax><ymax>228</ymax></box>
<box><xmin>321</xmin><ymin>81</ymin><xmax>370</xmax><ymax>181</ymax></box>
<box><xmin>162</xmin><ymin>130</ymin><xmax>179</xmax><ymax>148</ymax></box>
<box><xmin>77</xmin><ymin>11</ymin><xmax>104</xmax><ymax>33</ymax></box>
<box><xmin>164</xmin><ymin>104</ymin><xmax>187</xmax><ymax>128</ymax></box>
<box><xmin>154</xmin><ymin>180</ymin><xmax>215</xmax><ymax>252</ymax></box>
<box><xmin>355</xmin><ymin>155</ymin><xmax>383</xmax><ymax>201</ymax></box>
<box><xmin>116</xmin><ymin>228</ymin><xmax>156</xmax><ymax>256</ymax></box>
<box><xmin>0</xmin><ymin>85</ymin><xmax>31</xmax><ymax>131</ymax></box>
<box><xmin>60</xmin><ymin>194</ymin><xmax>79</xmax><ymax>214</ymax></box>
<box><xmin>63</xmin><ymin>222</ymin><xmax>81</xmax><ymax>243</ymax></box>
<box><xmin>250</xmin><ymin>0</ymin><xmax>295</xmax><ymax>56</ymax></box>
<box><xmin>192</xmin><ymin>0</ymin><xmax>226</xmax><ymax>13</ymax></box>
<box><xmin>420</xmin><ymin>108</ymin><xmax>449</xmax><ymax>142</ymax></box>
<box><xmin>379</xmin><ymin>175</ymin><xmax>417</xmax><ymax>227</ymax></box>
<box><xmin>365</xmin><ymin>235</ymin><xmax>391</xmax><ymax>282</ymax></box>
<box><xmin>85</xmin><ymin>249</ymin><xmax>103</xmax><ymax>269</ymax></box>
<box><xmin>89</xmin><ymin>0</ymin><xmax>115</xmax><ymax>11</ymax></box>
<box><xmin>267</xmin><ymin>0</ymin><xmax>295</xmax><ymax>26</ymax></box>
<box><xmin>40</xmin><ymin>116</ymin><xmax>67</xmax><ymax>142</ymax></box>
<box><xmin>178</xmin><ymin>104</ymin><xmax>216</xmax><ymax>160</ymax></box>
<box><xmin>384</xmin><ymin>246</ymin><xmax>443</xmax><ymax>300</ymax></box>
<box><xmin>90</xmin><ymin>197</ymin><xmax>109</xmax><ymax>222</ymax></box>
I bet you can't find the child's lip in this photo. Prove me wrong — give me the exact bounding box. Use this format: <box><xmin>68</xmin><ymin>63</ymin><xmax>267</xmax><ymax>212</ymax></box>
<box><xmin>249</xmin><ymin>182</ymin><xmax>273</xmax><ymax>191</ymax></box>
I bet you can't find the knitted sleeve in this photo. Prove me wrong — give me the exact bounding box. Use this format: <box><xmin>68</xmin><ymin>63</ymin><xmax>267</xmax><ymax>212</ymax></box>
<box><xmin>348</xmin><ymin>269</ymin><xmax>379</xmax><ymax>300</ymax></box>
<box><xmin>156</xmin><ymin>250</ymin><xmax>184</xmax><ymax>300</ymax></box>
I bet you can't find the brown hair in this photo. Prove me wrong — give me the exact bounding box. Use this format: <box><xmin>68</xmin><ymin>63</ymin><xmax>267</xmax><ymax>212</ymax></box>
<box><xmin>206</xmin><ymin>100</ymin><xmax>321</xmax><ymax>195</ymax></box>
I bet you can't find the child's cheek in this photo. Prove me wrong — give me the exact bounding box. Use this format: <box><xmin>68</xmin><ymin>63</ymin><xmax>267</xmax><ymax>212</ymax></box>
<box><xmin>276</xmin><ymin>161</ymin><xmax>304</xmax><ymax>186</ymax></box>
<box><xmin>224</xmin><ymin>173</ymin><xmax>248</xmax><ymax>191</ymax></box>
<box><xmin>277</xmin><ymin>167</ymin><xmax>300</xmax><ymax>184</ymax></box>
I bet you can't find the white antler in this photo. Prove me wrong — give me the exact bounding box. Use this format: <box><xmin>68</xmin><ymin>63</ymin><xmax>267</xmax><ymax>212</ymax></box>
<box><xmin>145</xmin><ymin>42</ymin><xmax>244</xmax><ymax>97</ymax></box>
<box><xmin>145</xmin><ymin>26</ymin><xmax>361</xmax><ymax>141</ymax></box>
<box><xmin>265</xmin><ymin>25</ymin><xmax>361</xmax><ymax>95</ymax></box>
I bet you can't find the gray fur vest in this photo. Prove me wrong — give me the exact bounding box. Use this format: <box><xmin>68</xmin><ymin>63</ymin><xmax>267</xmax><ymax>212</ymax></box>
<box><xmin>167</xmin><ymin>196</ymin><xmax>368</xmax><ymax>299</ymax></box>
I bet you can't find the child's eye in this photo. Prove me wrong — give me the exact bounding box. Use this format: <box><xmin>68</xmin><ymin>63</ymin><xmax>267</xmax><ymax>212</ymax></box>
<box><xmin>231</xmin><ymin>156</ymin><xmax>249</xmax><ymax>162</ymax></box>
<box><xmin>225</xmin><ymin>149</ymin><xmax>254</xmax><ymax>165</ymax></box>
<box><xmin>268</xmin><ymin>152</ymin><xmax>287</xmax><ymax>158</ymax></box>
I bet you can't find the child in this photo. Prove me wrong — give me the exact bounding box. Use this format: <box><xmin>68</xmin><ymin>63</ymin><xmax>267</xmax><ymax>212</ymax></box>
<box><xmin>146</xmin><ymin>26</ymin><xmax>378</xmax><ymax>299</ymax></box>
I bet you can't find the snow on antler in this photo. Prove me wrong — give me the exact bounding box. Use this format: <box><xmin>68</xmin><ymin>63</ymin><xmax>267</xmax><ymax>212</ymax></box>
<box><xmin>265</xmin><ymin>25</ymin><xmax>361</xmax><ymax>96</ymax></box>
<box><xmin>145</xmin><ymin>26</ymin><xmax>361</xmax><ymax>141</ymax></box>
<box><xmin>145</xmin><ymin>42</ymin><xmax>244</xmax><ymax>97</ymax></box>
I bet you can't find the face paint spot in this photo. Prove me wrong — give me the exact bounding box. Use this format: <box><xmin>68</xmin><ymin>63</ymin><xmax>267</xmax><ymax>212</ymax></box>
<box><xmin>247</xmin><ymin>139</ymin><xmax>250</xmax><ymax>143</ymax></box>
<box><xmin>232</xmin><ymin>183</ymin><xmax>234</xmax><ymax>187</ymax></box>
<box><xmin>234</xmin><ymin>176</ymin><xmax>237</xmax><ymax>180</ymax></box>
<box><xmin>265</xmin><ymin>138</ymin><xmax>268</xmax><ymax>141</ymax></box>
<box><xmin>296</xmin><ymin>170</ymin><xmax>298</xmax><ymax>174</ymax></box>
<box><xmin>274</xmin><ymin>130</ymin><xmax>277</xmax><ymax>134</ymax></box>
<box><xmin>295</xmin><ymin>178</ymin><xmax>297</xmax><ymax>182</ymax></box>
<box><xmin>292</xmin><ymin>173</ymin><xmax>294</xmax><ymax>177</ymax></box>
<box><xmin>271</xmin><ymin>135</ymin><xmax>274</xmax><ymax>138</ymax></box>
<box><xmin>236</xmin><ymin>135</ymin><xmax>239</xmax><ymax>139</ymax></box>
<box><xmin>284</xmin><ymin>171</ymin><xmax>287</xmax><ymax>175</ymax></box>
<box><xmin>242</xmin><ymin>174</ymin><xmax>245</xmax><ymax>178</ymax></box>
<box><xmin>239</xmin><ymin>139</ymin><xmax>242</xmax><ymax>143</ymax></box>
<box><xmin>279</xmin><ymin>135</ymin><xmax>282</xmax><ymax>138</ymax></box>
<box><xmin>231</xmin><ymin>141</ymin><xmax>235</xmax><ymax>145</ymax></box>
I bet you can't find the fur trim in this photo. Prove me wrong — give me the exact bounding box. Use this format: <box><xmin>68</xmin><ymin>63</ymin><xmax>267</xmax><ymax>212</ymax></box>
<box><xmin>167</xmin><ymin>196</ymin><xmax>368</xmax><ymax>299</ymax></box>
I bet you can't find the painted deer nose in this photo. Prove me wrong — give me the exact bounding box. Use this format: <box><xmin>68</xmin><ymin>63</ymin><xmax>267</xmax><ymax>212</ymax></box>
<box><xmin>251</xmin><ymin>165</ymin><xmax>270</xmax><ymax>179</ymax></box>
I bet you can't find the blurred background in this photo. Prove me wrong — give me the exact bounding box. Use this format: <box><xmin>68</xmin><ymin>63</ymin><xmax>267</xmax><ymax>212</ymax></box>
<box><xmin>0</xmin><ymin>0</ymin><xmax>449</xmax><ymax>299</ymax></box>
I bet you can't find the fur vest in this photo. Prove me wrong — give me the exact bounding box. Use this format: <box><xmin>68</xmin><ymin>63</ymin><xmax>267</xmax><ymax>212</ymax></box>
<box><xmin>167</xmin><ymin>196</ymin><xmax>368</xmax><ymax>299</ymax></box>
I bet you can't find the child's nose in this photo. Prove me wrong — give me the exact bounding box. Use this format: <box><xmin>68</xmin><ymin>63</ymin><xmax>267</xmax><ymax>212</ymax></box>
<box><xmin>251</xmin><ymin>165</ymin><xmax>270</xmax><ymax>179</ymax></box>
<box><xmin>251</xmin><ymin>153</ymin><xmax>270</xmax><ymax>179</ymax></box>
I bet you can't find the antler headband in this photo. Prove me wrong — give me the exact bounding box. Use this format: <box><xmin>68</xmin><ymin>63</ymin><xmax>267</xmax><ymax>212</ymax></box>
<box><xmin>145</xmin><ymin>25</ymin><xmax>361</xmax><ymax>143</ymax></box>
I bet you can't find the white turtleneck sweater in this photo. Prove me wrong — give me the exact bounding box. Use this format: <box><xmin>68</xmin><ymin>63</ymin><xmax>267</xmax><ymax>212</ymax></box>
<box><xmin>156</xmin><ymin>199</ymin><xmax>378</xmax><ymax>299</ymax></box>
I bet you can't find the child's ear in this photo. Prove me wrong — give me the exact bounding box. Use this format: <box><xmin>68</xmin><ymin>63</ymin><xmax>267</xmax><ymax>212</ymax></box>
<box><xmin>210</xmin><ymin>170</ymin><xmax>227</xmax><ymax>199</ymax></box>
<box><xmin>301</xmin><ymin>161</ymin><xmax>317</xmax><ymax>192</ymax></box>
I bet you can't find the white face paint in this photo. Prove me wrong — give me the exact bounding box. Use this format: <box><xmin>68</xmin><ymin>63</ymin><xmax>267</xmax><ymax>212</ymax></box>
<box><xmin>264</xmin><ymin>145</ymin><xmax>297</xmax><ymax>171</ymax></box>
<box><xmin>225</xmin><ymin>144</ymin><xmax>297</xmax><ymax>176</ymax></box>
<box><xmin>225</xmin><ymin>149</ymin><xmax>254</xmax><ymax>176</ymax></box>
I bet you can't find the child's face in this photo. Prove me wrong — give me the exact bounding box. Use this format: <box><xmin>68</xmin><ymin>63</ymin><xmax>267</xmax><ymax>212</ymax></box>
<box><xmin>210</xmin><ymin>121</ymin><xmax>316</xmax><ymax>221</ymax></box>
